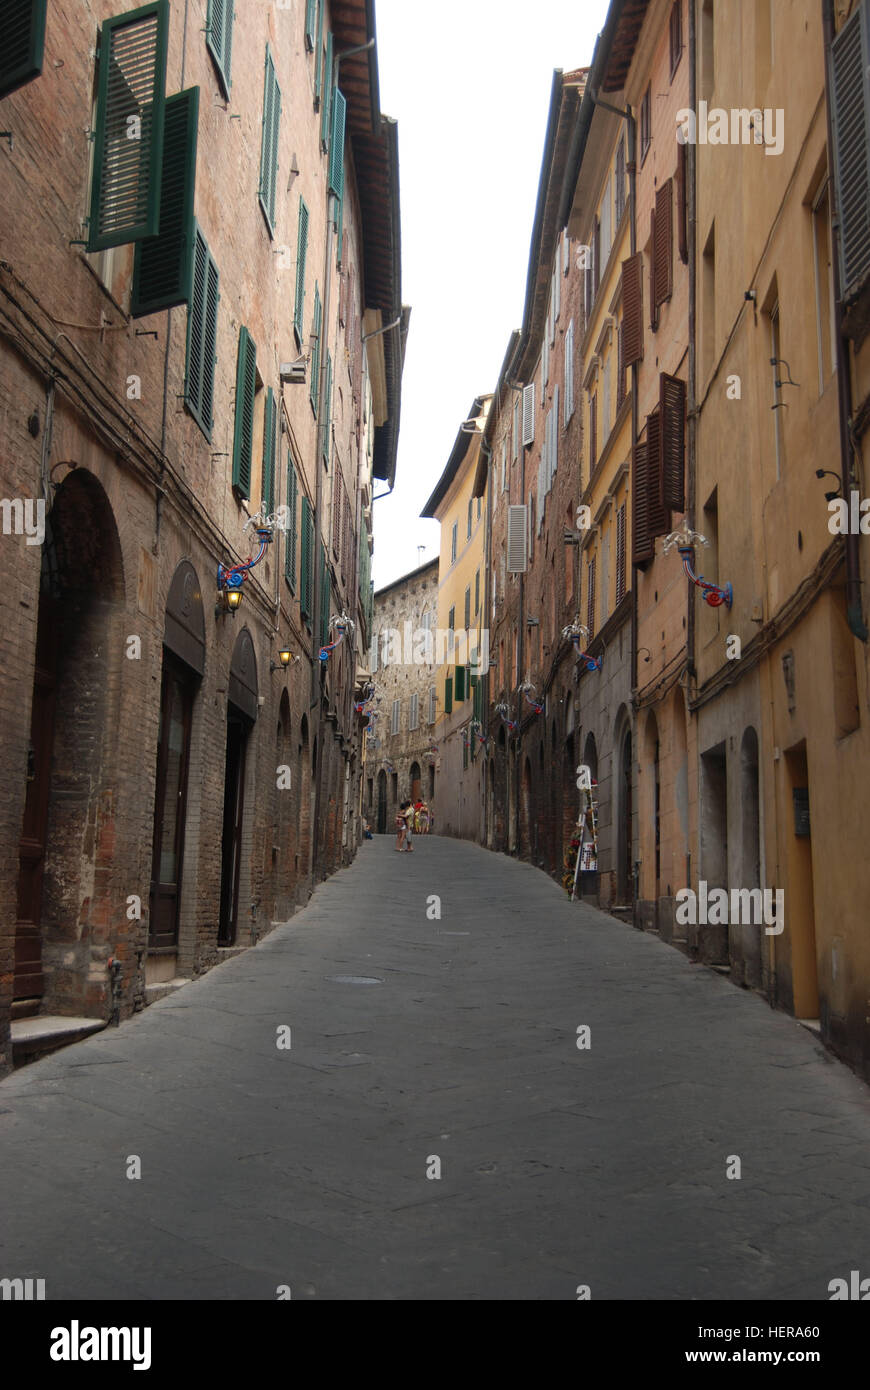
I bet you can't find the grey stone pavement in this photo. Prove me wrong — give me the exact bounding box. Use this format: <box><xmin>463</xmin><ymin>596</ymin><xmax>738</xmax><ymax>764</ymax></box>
<box><xmin>2</xmin><ymin>836</ymin><xmax>870</xmax><ymax>1302</ymax></box>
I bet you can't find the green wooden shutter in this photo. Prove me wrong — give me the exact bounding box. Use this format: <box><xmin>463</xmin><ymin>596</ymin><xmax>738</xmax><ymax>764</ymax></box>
<box><xmin>310</xmin><ymin>283</ymin><xmax>322</xmax><ymax>413</ymax></box>
<box><xmin>87</xmin><ymin>0</ymin><xmax>170</xmax><ymax>251</ymax></box>
<box><xmin>322</xmin><ymin>351</ymin><xmax>332</xmax><ymax>464</ymax></box>
<box><xmin>205</xmin><ymin>0</ymin><xmax>233</xmax><ymax>99</ymax></box>
<box><xmin>262</xmin><ymin>386</ymin><xmax>276</xmax><ymax>515</ymax></box>
<box><xmin>300</xmin><ymin>496</ymin><xmax>315</xmax><ymax>621</ymax></box>
<box><xmin>132</xmin><ymin>87</ymin><xmax>199</xmax><ymax>317</ymax></box>
<box><xmin>305</xmin><ymin>0</ymin><xmax>317</xmax><ymax>50</ymax></box>
<box><xmin>232</xmin><ymin>327</ymin><xmax>256</xmax><ymax>500</ymax></box>
<box><xmin>258</xmin><ymin>46</ymin><xmax>281</xmax><ymax>235</ymax></box>
<box><xmin>314</xmin><ymin>0</ymin><xmax>325</xmax><ymax>106</ymax></box>
<box><xmin>444</xmin><ymin>677</ymin><xmax>453</xmax><ymax>715</ymax></box>
<box><xmin>185</xmin><ymin>226</ymin><xmax>219</xmax><ymax>439</ymax></box>
<box><xmin>455</xmin><ymin>666</ymin><xmax>466</xmax><ymax>703</ymax></box>
<box><xmin>294</xmin><ymin>197</ymin><xmax>309</xmax><ymax>341</ymax></box>
<box><xmin>329</xmin><ymin>90</ymin><xmax>347</xmax><ymax>197</ymax></box>
<box><xmin>0</xmin><ymin>0</ymin><xmax>47</xmax><ymax>100</ymax></box>
<box><xmin>320</xmin><ymin>31</ymin><xmax>334</xmax><ymax>148</ymax></box>
<box><xmin>472</xmin><ymin>676</ymin><xmax>482</xmax><ymax>723</ymax></box>
<box><xmin>285</xmin><ymin>460</ymin><xmax>298</xmax><ymax>592</ymax></box>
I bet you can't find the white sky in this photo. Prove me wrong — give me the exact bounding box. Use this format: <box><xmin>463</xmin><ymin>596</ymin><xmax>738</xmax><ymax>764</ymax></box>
<box><xmin>371</xmin><ymin>0</ymin><xmax>611</xmax><ymax>590</ymax></box>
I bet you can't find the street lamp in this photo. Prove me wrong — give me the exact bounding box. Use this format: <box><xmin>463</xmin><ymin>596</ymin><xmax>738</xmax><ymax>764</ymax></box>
<box><xmin>270</xmin><ymin>648</ymin><xmax>296</xmax><ymax>673</ymax></box>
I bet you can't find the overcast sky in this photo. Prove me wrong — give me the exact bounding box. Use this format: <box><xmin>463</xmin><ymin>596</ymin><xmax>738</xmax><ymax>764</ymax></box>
<box><xmin>371</xmin><ymin>0</ymin><xmax>611</xmax><ymax>590</ymax></box>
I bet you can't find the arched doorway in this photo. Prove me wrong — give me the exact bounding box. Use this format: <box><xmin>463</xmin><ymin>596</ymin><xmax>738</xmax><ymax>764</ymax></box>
<box><xmin>641</xmin><ymin>711</ymin><xmax>661</xmax><ymax>922</ymax></box>
<box><xmin>376</xmin><ymin>768</ymin><xmax>388</xmax><ymax>834</ymax></box>
<box><xmin>298</xmin><ymin>715</ymin><xmax>311</xmax><ymax>894</ymax></box>
<box><xmin>520</xmin><ymin>756</ymin><xmax>532</xmax><ymax>858</ymax></box>
<box><xmin>617</xmin><ymin>724</ymin><xmax>633</xmax><ymax>905</ymax></box>
<box><xmin>275</xmin><ymin>690</ymin><xmax>294</xmax><ymax>919</ymax></box>
<box><xmin>16</xmin><ymin>470</ymin><xmax>124</xmax><ymax>1017</ymax></box>
<box><xmin>149</xmin><ymin>562</ymin><xmax>204</xmax><ymax>966</ymax></box>
<box><xmin>219</xmin><ymin>628</ymin><xmax>257</xmax><ymax>946</ymax></box>
<box><xmin>740</xmin><ymin>727</ymin><xmax>761</xmax><ymax>988</ymax></box>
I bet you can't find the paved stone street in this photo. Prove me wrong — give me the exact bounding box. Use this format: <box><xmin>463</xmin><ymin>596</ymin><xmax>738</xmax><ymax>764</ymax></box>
<box><xmin>1</xmin><ymin>836</ymin><xmax>870</xmax><ymax>1301</ymax></box>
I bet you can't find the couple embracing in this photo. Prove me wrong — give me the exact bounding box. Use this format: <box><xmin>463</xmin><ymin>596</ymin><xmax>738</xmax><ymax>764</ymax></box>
<box><xmin>394</xmin><ymin>801</ymin><xmax>415</xmax><ymax>852</ymax></box>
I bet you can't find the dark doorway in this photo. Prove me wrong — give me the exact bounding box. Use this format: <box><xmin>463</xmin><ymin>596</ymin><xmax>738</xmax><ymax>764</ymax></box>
<box><xmin>14</xmin><ymin>595</ymin><xmax>59</xmax><ymax>1010</ymax></box>
<box><xmin>219</xmin><ymin>710</ymin><xmax>251</xmax><ymax>945</ymax></box>
<box><xmin>377</xmin><ymin>768</ymin><xmax>387</xmax><ymax>834</ymax></box>
<box><xmin>149</xmin><ymin>655</ymin><xmax>195</xmax><ymax>949</ymax></box>
<box><xmin>618</xmin><ymin>728</ymin><xmax>633</xmax><ymax>903</ymax></box>
<box><xmin>219</xmin><ymin>628</ymin><xmax>258</xmax><ymax>946</ymax></box>
<box><xmin>410</xmin><ymin>761</ymin><xmax>422</xmax><ymax>802</ymax></box>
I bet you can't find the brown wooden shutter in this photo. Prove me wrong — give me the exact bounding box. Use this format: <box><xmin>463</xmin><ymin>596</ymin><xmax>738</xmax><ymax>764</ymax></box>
<box><xmin>632</xmin><ymin>439</ymin><xmax>654</xmax><ymax>565</ymax></box>
<box><xmin>586</xmin><ymin>556</ymin><xmax>596</xmax><ymax>637</ymax></box>
<box><xmin>676</xmin><ymin>142</ymin><xmax>688</xmax><ymax>264</ymax></box>
<box><xmin>649</xmin><ymin>208</ymin><xmax>658</xmax><ymax>332</ymax></box>
<box><xmin>655</xmin><ymin>179</ymin><xmax>674</xmax><ymax>307</ymax></box>
<box><xmin>660</xmin><ymin>372</ymin><xmax>686</xmax><ymax>510</ymax></box>
<box><xmin>616</xmin><ymin>319</ymin><xmax>626</xmax><ymax>413</ymax></box>
<box><xmin>646</xmin><ymin>408</ymin><xmax>670</xmax><ymax>539</ymax></box>
<box><xmin>589</xmin><ymin>392</ymin><xmax>597</xmax><ymax>468</ymax></box>
<box><xmin>593</xmin><ymin>217</ymin><xmax>601</xmax><ymax>297</ymax></box>
<box><xmin>621</xmin><ymin>253</ymin><xmax>643</xmax><ymax>365</ymax></box>
<box><xmin>616</xmin><ymin>503</ymin><xmax>627</xmax><ymax>605</ymax></box>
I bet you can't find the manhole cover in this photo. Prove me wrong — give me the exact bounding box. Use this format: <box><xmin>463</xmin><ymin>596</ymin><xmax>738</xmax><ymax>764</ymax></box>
<box><xmin>327</xmin><ymin>975</ymin><xmax>383</xmax><ymax>985</ymax></box>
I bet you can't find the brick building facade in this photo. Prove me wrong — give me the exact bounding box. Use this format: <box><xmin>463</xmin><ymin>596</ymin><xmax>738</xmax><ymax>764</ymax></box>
<box><xmin>0</xmin><ymin>0</ymin><xmax>405</xmax><ymax>1073</ymax></box>
<box><xmin>367</xmin><ymin>558</ymin><xmax>439</xmax><ymax>833</ymax></box>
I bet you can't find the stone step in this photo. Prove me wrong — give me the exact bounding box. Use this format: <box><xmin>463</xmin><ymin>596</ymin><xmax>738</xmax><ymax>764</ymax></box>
<box><xmin>144</xmin><ymin>978</ymin><xmax>192</xmax><ymax>1007</ymax></box>
<box><xmin>11</xmin><ymin>1015</ymin><xmax>106</xmax><ymax>1068</ymax></box>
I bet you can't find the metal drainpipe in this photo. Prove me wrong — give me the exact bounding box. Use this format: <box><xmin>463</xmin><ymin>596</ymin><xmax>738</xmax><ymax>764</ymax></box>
<box><xmin>687</xmin><ymin>0</ymin><xmax>698</xmax><ymax>678</ymax></box>
<box><xmin>822</xmin><ymin>0</ymin><xmax>868</xmax><ymax>642</ymax></box>
<box><xmin>687</xmin><ymin>0</ymin><xmax>698</xmax><ymax>904</ymax></box>
<box><xmin>311</xmin><ymin>95</ymin><xmax>338</xmax><ymax>882</ymax></box>
<box><xmin>516</xmin><ymin>400</ymin><xmax>526</xmax><ymax>856</ymax></box>
<box><xmin>480</xmin><ymin>439</ymin><xmax>493</xmax><ymax>845</ymax></box>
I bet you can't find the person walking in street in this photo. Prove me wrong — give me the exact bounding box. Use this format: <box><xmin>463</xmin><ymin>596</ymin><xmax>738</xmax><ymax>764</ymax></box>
<box><xmin>395</xmin><ymin>802</ymin><xmax>407</xmax><ymax>852</ymax></box>
<box><xmin>402</xmin><ymin>799</ymin><xmax>415</xmax><ymax>852</ymax></box>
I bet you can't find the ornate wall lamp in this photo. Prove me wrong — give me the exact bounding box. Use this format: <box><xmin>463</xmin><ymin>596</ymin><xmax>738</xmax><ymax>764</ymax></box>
<box><xmin>216</xmin><ymin>519</ymin><xmax>274</xmax><ymax>616</ymax></box>
<box><xmin>494</xmin><ymin>701</ymin><xmax>517</xmax><ymax>734</ymax></box>
<box><xmin>320</xmin><ymin>611</ymin><xmax>355</xmax><ymax>663</ymax></box>
<box><xmin>663</xmin><ymin>522</ymin><xmax>732</xmax><ymax>609</ymax></box>
<box><xmin>518</xmin><ymin>680</ymin><xmax>544</xmax><ymax>715</ymax></box>
<box><xmin>561</xmin><ymin>617</ymin><xmax>602</xmax><ymax>672</ymax></box>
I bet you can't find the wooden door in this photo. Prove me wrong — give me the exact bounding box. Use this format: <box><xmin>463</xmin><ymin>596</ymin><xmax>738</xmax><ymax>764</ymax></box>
<box><xmin>219</xmin><ymin>713</ymin><xmax>249</xmax><ymax>945</ymax></box>
<box><xmin>149</xmin><ymin>656</ymin><xmax>194</xmax><ymax>950</ymax></box>
<box><xmin>15</xmin><ymin>597</ymin><xmax>59</xmax><ymax>1007</ymax></box>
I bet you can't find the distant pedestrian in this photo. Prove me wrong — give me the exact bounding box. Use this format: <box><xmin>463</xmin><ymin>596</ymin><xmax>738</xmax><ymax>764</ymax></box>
<box><xmin>395</xmin><ymin>801</ymin><xmax>408</xmax><ymax>851</ymax></box>
<box><xmin>402</xmin><ymin>799</ymin><xmax>415</xmax><ymax>852</ymax></box>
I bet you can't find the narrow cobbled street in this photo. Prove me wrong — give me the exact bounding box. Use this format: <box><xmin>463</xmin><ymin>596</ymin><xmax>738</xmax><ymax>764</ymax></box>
<box><xmin>2</xmin><ymin>837</ymin><xmax>869</xmax><ymax>1302</ymax></box>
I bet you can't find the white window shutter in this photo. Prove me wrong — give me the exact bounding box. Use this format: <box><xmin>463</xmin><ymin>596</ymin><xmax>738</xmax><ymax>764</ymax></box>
<box><xmin>522</xmin><ymin>383</ymin><xmax>535</xmax><ymax>445</ymax></box>
<box><xmin>507</xmin><ymin>504</ymin><xmax>528</xmax><ymax>572</ymax></box>
<box><xmin>391</xmin><ymin>699</ymin><xmax>400</xmax><ymax>735</ymax></box>
<box><xmin>542</xmin><ymin>334</ymin><xmax>549</xmax><ymax>388</ymax></box>
<box><xmin>553</xmin><ymin>261</ymin><xmax>561</xmax><ymax>327</ymax></box>
<box><xmin>552</xmin><ymin>386</ymin><xmax>560</xmax><ymax>481</ymax></box>
<box><xmin>565</xmin><ymin>321</ymin><xmax>574</xmax><ymax>422</ymax></box>
<box><xmin>563</xmin><ymin>231</ymin><xmax>571</xmax><ymax>276</ymax></box>
<box><xmin>410</xmin><ymin>693</ymin><xmax>419</xmax><ymax>731</ymax></box>
<box><xmin>500</xmin><ymin>441</ymin><xmax>507</xmax><ymax>492</ymax></box>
